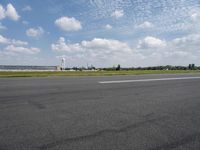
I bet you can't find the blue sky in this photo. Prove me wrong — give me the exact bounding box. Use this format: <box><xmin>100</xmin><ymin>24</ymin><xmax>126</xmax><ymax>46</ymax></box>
<box><xmin>0</xmin><ymin>0</ymin><xmax>200</xmax><ymax>67</ymax></box>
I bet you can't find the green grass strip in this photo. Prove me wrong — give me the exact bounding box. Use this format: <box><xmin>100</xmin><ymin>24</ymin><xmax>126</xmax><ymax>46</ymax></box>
<box><xmin>0</xmin><ymin>70</ymin><xmax>200</xmax><ymax>77</ymax></box>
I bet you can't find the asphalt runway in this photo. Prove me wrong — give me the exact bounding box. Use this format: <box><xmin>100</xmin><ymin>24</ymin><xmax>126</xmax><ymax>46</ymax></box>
<box><xmin>1</xmin><ymin>73</ymin><xmax>200</xmax><ymax>150</ymax></box>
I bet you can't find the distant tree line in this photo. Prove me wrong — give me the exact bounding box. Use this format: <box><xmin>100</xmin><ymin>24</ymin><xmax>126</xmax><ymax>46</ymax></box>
<box><xmin>63</xmin><ymin>64</ymin><xmax>200</xmax><ymax>71</ymax></box>
<box><xmin>100</xmin><ymin>64</ymin><xmax>200</xmax><ymax>71</ymax></box>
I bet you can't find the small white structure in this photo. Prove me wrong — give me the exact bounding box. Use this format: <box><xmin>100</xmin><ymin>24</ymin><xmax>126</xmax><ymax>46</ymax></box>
<box><xmin>61</xmin><ymin>58</ymin><xmax>66</xmax><ymax>70</ymax></box>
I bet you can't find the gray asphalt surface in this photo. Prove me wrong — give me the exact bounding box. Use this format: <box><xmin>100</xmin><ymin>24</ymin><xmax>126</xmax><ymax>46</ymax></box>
<box><xmin>1</xmin><ymin>73</ymin><xmax>200</xmax><ymax>150</ymax></box>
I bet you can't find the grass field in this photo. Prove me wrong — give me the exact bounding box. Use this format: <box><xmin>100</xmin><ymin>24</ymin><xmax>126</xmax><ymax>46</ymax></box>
<box><xmin>0</xmin><ymin>70</ymin><xmax>200</xmax><ymax>77</ymax></box>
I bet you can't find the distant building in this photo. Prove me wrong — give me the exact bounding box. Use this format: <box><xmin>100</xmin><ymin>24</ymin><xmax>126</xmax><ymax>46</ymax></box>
<box><xmin>0</xmin><ymin>65</ymin><xmax>61</xmax><ymax>71</ymax></box>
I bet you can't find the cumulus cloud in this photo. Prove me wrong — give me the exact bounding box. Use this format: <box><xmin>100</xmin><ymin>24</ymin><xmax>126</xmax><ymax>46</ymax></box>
<box><xmin>4</xmin><ymin>45</ymin><xmax>40</xmax><ymax>55</ymax></box>
<box><xmin>51</xmin><ymin>37</ymin><xmax>82</xmax><ymax>52</ymax></box>
<box><xmin>173</xmin><ymin>34</ymin><xmax>200</xmax><ymax>45</ymax></box>
<box><xmin>52</xmin><ymin>37</ymin><xmax>132</xmax><ymax>54</ymax></box>
<box><xmin>171</xmin><ymin>34</ymin><xmax>200</xmax><ymax>54</ymax></box>
<box><xmin>136</xmin><ymin>21</ymin><xmax>154</xmax><ymax>29</ymax></box>
<box><xmin>137</xmin><ymin>36</ymin><xmax>166</xmax><ymax>49</ymax></box>
<box><xmin>111</xmin><ymin>10</ymin><xmax>124</xmax><ymax>19</ymax></box>
<box><xmin>104</xmin><ymin>24</ymin><xmax>112</xmax><ymax>30</ymax></box>
<box><xmin>190</xmin><ymin>8</ymin><xmax>200</xmax><ymax>22</ymax></box>
<box><xmin>26</xmin><ymin>27</ymin><xmax>44</xmax><ymax>37</ymax></box>
<box><xmin>0</xmin><ymin>34</ymin><xmax>28</xmax><ymax>46</ymax></box>
<box><xmin>11</xmin><ymin>39</ymin><xmax>28</xmax><ymax>46</ymax></box>
<box><xmin>0</xmin><ymin>35</ymin><xmax>9</xmax><ymax>44</ymax></box>
<box><xmin>55</xmin><ymin>16</ymin><xmax>82</xmax><ymax>31</ymax></box>
<box><xmin>134</xmin><ymin>33</ymin><xmax>200</xmax><ymax>66</ymax></box>
<box><xmin>0</xmin><ymin>34</ymin><xmax>40</xmax><ymax>56</ymax></box>
<box><xmin>0</xmin><ymin>5</ymin><xmax>5</xmax><ymax>20</ymax></box>
<box><xmin>0</xmin><ymin>3</ymin><xmax>20</xmax><ymax>21</ymax></box>
<box><xmin>5</xmin><ymin>3</ymin><xmax>20</xmax><ymax>21</ymax></box>
<box><xmin>52</xmin><ymin>37</ymin><xmax>134</xmax><ymax>66</ymax></box>
<box><xmin>164</xmin><ymin>51</ymin><xmax>189</xmax><ymax>58</ymax></box>
<box><xmin>51</xmin><ymin>32</ymin><xmax>200</xmax><ymax>67</ymax></box>
<box><xmin>191</xmin><ymin>13</ymin><xmax>200</xmax><ymax>21</ymax></box>
<box><xmin>81</xmin><ymin>38</ymin><xmax>132</xmax><ymax>53</ymax></box>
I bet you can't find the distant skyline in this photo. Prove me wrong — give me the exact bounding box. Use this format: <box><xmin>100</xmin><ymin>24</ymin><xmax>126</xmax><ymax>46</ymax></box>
<box><xmin>0</xmin><ymin>0</ymin><xmax>200</xmax><ymax>67</ymax></box>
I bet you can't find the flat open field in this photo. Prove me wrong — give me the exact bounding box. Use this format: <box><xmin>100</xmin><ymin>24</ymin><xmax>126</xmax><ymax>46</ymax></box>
<box><xmin>0</xmin><ymin>70</ymin><xmax>200</xmax><ymax>77</ymax></box>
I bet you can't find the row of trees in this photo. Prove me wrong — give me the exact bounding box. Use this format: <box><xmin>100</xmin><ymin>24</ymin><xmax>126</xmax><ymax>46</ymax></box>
<box><xmin>129</xmin><ymin>64</ymin><xmax>198</xmax><ymax>70</ymax></box>
<box><xmin>63</xmin><ymin>64</ymin><xmax>200</xmax><ymax>71</ymax></box>
<box><xmin>102</xmin><ymin>64</ymin><xmax>200</xmax><ymax>71</ymax></box>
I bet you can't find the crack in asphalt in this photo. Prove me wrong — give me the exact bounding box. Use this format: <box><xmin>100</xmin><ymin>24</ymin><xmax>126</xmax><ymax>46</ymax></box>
<box><xmin>148</xmin><ymin>132</ymin><xmax>200</xmax><ymax>150</ymax></box>
<box><xmin>39</xmin><ymin>116</ymin><xmax>169</xmax><ymax>150</ymax></box>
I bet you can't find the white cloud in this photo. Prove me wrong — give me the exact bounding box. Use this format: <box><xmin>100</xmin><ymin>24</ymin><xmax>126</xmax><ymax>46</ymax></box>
<box><xmin>134</xmin><ymin>33</ymin><xmax>200</xmax><ymax>66</ymax></box>
<box><xmin>55</xmin><ymin>16</ymin><xmax>82</xmax><ymax>31</ymax></box>
<box><xmin>5</xmin><ymin>3</ymin><xmax>20</xmax><ymax>21</ymax></box>
<box><xmin>0</xmin><ymin>22</ymin><xmax>6</xmax><ymax>30</ymax></box>
<box><xmin>0</xmin><ymin>34</ymin><xmax>28</xmax><ymax>46</ymax></box>
<box><xmin>26</xmin><ymin>27</ymin><xmax>44</xmax><ymax>37</ymax></box>
<box><xmin>111</xmin><ymin>10</ymin><xmax>124</xmax><ymax>19</ymax></box>
<box><xmin>51</xmin><ymin>37</ymin><xmax>133</xmax><ymax>54</ymax></box>
<box><xmin>104</xmin><ymin>24</ymin><xmax>112</xmax><ymax>30</ymax></box>
<box><xmin>0</xmin><ymin>3</ymin><xmax>20</xmax><ymax>21</ymax></box>
<box><xmin>0</xmin><ymin>5</ymin><xmax>5</xmax><ymax>20</ymax></box>
<box><xmin>11</xmin><ymin>39</ymin><xmax>28</xmax><ymax>46</ymax></box>
<box><xmin>81</xmin><ymin>38</ymin><xmax>132</xmax><ymax>53</ymax></box>
<box><xmin>172</xmin><ymin>34</ymin><xmax>200</xmax><ymax>46</ymax></box>
<box><xmin>170</xmin><ymin>34</ymin><xmax>200</xmax><ymax>54</ymax></box>
<box><xmin>52</xmin><ymin>37</ymin><xmax>134</xmax><ymax>66</ymax></box>
<box><xmin>164</xmin><ymin>51</ymin><xmax>189</xmax><ymax>58</ymax></box>
<box><xmin>0</xmin><ymin>34</ymin><xmax>39</xmax><ymax>56</ymax></box>
<box><xmin>22</xmin><ymin>5</ymin><xmax>32</xmax><ymax>11</ymax></box>
<box><xmin>52</xmin><ymin>37</ymin><xmax>133</xmax><ymax>54</ymax></box>
<box><xmin>136</xmin><ymin>21</ymin><xmax>154</xmax><ymax>29</ymax></box>
<box><xmin>51</xmin><ymin>37</ymin><xmax>82</xmax><ymax>52</ymax></box>
<box><xmin>191</xmin><ymin>13</ymin><xmax>200</xmax><ymax>21</ymax></box>
<box><xmin>0</xmin><ymin>35</ymin><xmax>9</xmax><ymax>44</ymax></box>
<box><xmin>137</xmin><ymin>36</ymin><xmax>166</xmax><ymax>49</ymax></box>
<box><xmin>4</xmin><ymin>45</ymin><xmax>40</xmax><ymax>55</ymax></box>
<box><xmin>190</xmin><ymin>8</ymin><xmax>200</xmax><ymax>22</ymax></box>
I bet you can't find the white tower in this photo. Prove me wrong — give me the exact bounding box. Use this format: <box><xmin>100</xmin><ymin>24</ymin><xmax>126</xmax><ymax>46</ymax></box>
<box><xmin>61</xmin><ymin>57</ymin><xmax>66</xmax><ymax>70</ymax></box>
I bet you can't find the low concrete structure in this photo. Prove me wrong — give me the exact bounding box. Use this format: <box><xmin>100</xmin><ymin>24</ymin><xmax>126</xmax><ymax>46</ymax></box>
<box><xmin>0</xmin><ymin>65</ymin><xmax>61</xmax><ymax>71</ymax></box>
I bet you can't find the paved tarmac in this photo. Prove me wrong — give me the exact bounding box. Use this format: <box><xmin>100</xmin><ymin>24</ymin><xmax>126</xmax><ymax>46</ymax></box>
<box><xmin>0</xmin><ymin>73</ymin><xmax>200</xmax><ymax>150</ymax></box>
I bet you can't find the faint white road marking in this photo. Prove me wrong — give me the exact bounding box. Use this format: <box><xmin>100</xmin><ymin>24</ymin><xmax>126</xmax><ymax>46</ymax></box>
<box><xmin>99</xmin><ymin>76</ymin><xmax>200</xmax><ymax>84</ymax></box>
